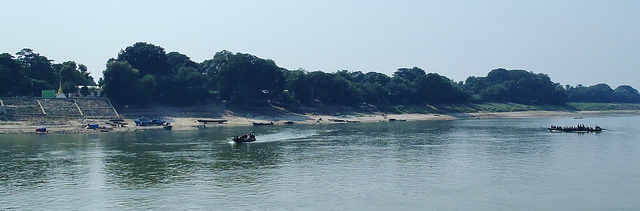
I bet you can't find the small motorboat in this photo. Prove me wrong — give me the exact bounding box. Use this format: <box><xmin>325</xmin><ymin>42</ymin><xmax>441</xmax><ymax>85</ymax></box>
<box><xmin>233</xmin><ymin>133</ymin><xmax>256</xmax><ymax>143</ymax></box>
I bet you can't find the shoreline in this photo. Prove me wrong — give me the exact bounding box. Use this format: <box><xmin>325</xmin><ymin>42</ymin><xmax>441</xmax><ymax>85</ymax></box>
<box><xmin>2</xmin><ymin>110</ymin><xmax>639</xmax><ymax>134</ymax></box>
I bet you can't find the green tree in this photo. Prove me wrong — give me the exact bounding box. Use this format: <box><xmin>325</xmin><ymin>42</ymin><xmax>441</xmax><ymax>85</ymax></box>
<box><xmin>613</xmin><ymin>85</ymin><xmax>640</xmax><ymax>103</ymax></box>
<box><xmin>58</xmin><ymin>61</ymin><xmax>96</xmax><ymax>93</ymax></box>
<box><xmin>567</xmin><ymin>83</ymin><xmax>615</xmax><ymax>103</ymax></box>
<box><xmin>137</xmin><ymin>74</ymin><xmax>156</xmax><ymax>106</ymax></box>
<box><xmin>117</xmin><ymin>42</ymin><xmax>170</xmax><ymax>77</ymax></box>
<box><xmin>283</xmin><ymin>69</ymin><xmax>311</xmax><ymax>105</ymax></box>
<box><xmin>361</xmin><ymin>72</ymin><xmax>391</xmax><ymax>104</ymax></box>
<box><xmin>206</xmin><ymin>51</ymin><xmax>285</xmax><ymax>103</ymax></box>
<box><xmin>102</xmin><ymin>61</ymin><xmax>141</xmax><ymax>106</ymax></box>
<box><xmin>160</xmin><ymin>51</ymin><xmax>207</xmax><ymax>105</ymax></box>
<box><xmin>15</xmin><ymin>48</ymin><xmax>57</xmax><ymax>96</ymax></box>
<box><xmin>161</xmin><ymin>66</ymin><xmax>208</xmax><ymax>105</ymax></box>
<box><xmin>166</xmin><ymin>51</ymin><xmax>200</xmax><ymax>71</ymax></box>
<box><xmin>0</xmin><ymin>53</ymin><xmax>30</xmax><ymax>96</ymax></box>
<box><xmin>419</xmin><ymin>73</ymin><xmax>468</xmax><ymax>104</ymax></box>
<box><xmin>79</xmin><ymin>86</ymin><xmax>91</xmax><ymax>97</ymax></box>
<box><xmin>463</xmin><ymin>68</ymin><xmax>565</xmax><ymax>104</ymax></box>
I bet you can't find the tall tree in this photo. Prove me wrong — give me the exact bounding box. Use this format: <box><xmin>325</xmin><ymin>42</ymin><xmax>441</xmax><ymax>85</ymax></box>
<box><xmin>117</xmin><ymin>42</ymin><xmax>170</xmax><ymax>77</ymax></box>
<box><xmin>361</xmin><ymin>72</ymin><xmax>391</xmax><ymax>104</ymax></box>
<box><xmin>283</xmin><ymin>69</ymin><xmax>311</xmax><ymax>105</ymax></box>
<box><xmin>206</xmin><ymin>51</ymin><xmax>285</xmax><ymax>103</ymax></box>
<box><xmin>0</xmin><ymin>53</ymin><xmax>30</xmax><ymax>96</ymax></box>
<box><xmin>58</xmin><ymin>61</ymin><xmax>96</xmax><ymax>93</ymax></box>
<box><xmin>567</xmin><ymin>83</ymin><xmax>615</xmax><ymax>103</ymax></box>
<box><xmin>161</xmin><ymin>66</ymin><xmax>208</xmax><ymax>105</ymax></box>
<box><xmin>166</xmin><ymin>51</ymin><xmax>200</xmax><ymax>71</ymax></box>
<box><xmin>463</xmin><ymin>68</ymin><xmax>565</xmax><ymax>104</ymax></box>
<box><xmin>15</xmin><ymin>48</ymin><xmax>57</xmax><ymax>96</ymax></box>
<box><xmin>102</xmin><ymin>61</ymin><xmax>141</xmax><ymax>106</ymax></box>
<box><xmin>613</xmin><ymin>85</ymin><xmax>640</xmax><ymax>103</ymax></box>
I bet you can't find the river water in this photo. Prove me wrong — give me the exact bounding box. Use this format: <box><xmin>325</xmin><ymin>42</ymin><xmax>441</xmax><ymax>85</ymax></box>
<box><xmin>1</xmin><ymin>116</ymin><xmax>639</xmax><ymax>210</ymax></box>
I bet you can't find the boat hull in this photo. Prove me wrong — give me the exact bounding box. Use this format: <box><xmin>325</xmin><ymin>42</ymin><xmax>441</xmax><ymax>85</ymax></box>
<box><xmin>548</xmin><ymin>128</ymin><xmax>602</xmax><ymax>132</ymax></box>
<box><xmin>232</xmin><ymin>137</ymin><xmax>256</xmax><ymax>143</ymax></box>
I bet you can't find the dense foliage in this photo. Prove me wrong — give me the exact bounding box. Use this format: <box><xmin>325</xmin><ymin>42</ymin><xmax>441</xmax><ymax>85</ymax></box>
<box><xmin>463</xmin><ymin>68</ymin><xmax>566</xmax><ymax>105</ymax></box>
<box><xmin>3</xmin><ymin>43</ymin><xmax>640</xmax><ymax>108</ymax></box>
<box><xmin>566</xmin><ymin>84</ymin><xmax>640</xmax><ymax>103</ymax></box>
<box><xmin>0</xmin><ymin>49</ymin><xmax>95</xmax><ymax>97</ymax></box>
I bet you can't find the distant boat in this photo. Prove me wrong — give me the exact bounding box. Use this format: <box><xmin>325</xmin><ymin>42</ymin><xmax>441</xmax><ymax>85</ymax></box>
<box><xmin>197</xmin><ymin>119</ymin><xmax>228</xmax><ymax>124</ymax></box>
<box><xmin>548</xmin><ymin>125</ymin><xmax>602</xmax><ymax>132</ymax></box>
<box><xmin>283</xmin><ymin>121</ymin><xmax>294</xmax><ymax>125</ymax></box>
<box><xmin>233</xmin><ymin>133</ymin><xmax>256</xmax><ymax>143</ymax></box>
<box><xmin>35</xmin><ymin>127</ymin><xmax>47</xmax><ymax>133</ymax></box>
<box><xmin>163</xmin><ymin>125</ymin><xmax>173</xmax><ymax>130</ymax></box>
<box><xmin>328</xmin><ymin>119</ymin><xmax>346</xmax><ymax>123</ymax></box>
<box><xmin>134</xmin><ymin>118</ymin><xmax>165</xmax><ymax>126</ymax></box>
<box><xmin>252</xmin><ymin>122</ymin><xmax>274</xmax><ymax>126</ymax></box>
<box><xmin>388</xmin><ymin>119</ymin><xmax>406</xmax><ymax>122</ymax></box>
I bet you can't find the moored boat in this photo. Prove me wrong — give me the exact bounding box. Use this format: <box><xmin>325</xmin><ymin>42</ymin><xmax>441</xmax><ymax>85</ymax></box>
<box><xmin>197</xmin><ymin>119</ymin><xmax>228</xmax><ymax>124</ymax></box>
<box><xmin>252</xmin><ymin>122</ymin><xmax>273</xmax><ymax>126</ymax></box>
<box><xmin>35</xmin><ymin>127</ymin><xmax>47</xmax><ymax>133</ymax></box>
<box><xmin>134</xmin><ymin>118</ymin><xmax>166</xmax><ymax>126</ymax></box>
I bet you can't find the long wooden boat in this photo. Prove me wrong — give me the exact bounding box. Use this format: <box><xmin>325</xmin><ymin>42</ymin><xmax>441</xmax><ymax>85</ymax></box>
<box><xmin>388</xmin><ymin>118</ymin><xmax>406</xmax><ymax>122</ymax></box>
<box><xmin>548</xmin><ymin>125</ymin><xmax>602</xmax><ymax>132</ymax></box>
<box><xmin>197</xmin><ymin>119</ymin><xmax>228</xmax><ymax>124</ymax></box>
<box><xmin>252</xmin><ymin>122</ymin><xmax>274</xmax><ymax>126</ymax></box>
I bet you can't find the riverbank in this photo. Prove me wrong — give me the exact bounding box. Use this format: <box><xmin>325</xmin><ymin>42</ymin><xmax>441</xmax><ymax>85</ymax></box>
<box><xmin>2</xmin><ymin>109</ymin><xmax>640</xmax><ymax>134</ymax></box>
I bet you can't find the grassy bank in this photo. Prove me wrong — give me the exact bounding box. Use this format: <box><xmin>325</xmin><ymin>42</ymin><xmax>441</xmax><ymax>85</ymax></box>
<box><xmin>296</xmin><ymin>102</ymin><xmax>640</xmax><ymax>114</ymax></box>
<box><xmin>566</xmin><ymin>103</ymin><xmax>640</xmax><ymax>111</ymax></box>
<box><xmin>411</xmin><ymin>103</ymin><xmax>640</xmax><ymax>114</ymax></box>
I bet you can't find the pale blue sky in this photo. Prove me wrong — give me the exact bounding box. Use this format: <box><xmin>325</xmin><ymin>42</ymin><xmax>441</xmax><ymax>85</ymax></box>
<box><xmin>2</xmin><ymin>0</ymin><xmax>639</xmax><ymax>89</ymax></box>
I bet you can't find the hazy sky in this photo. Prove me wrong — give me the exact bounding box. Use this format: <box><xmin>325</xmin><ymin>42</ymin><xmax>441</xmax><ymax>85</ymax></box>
<box><xmin>2</xmin><ymin>0</ymin><xmax>639</xmax><ymax>89</ymax></box>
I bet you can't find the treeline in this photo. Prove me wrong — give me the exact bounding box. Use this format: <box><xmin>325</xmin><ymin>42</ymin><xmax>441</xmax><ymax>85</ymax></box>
<box><xmin>0</xmin><ymin>49</ymin><xmax>95</xmax><ymax>97</ymax></box>
<box><xmin>2</xmin><ymin>42</ymin><xmax>640</xmax><ymax>108</ymax></box>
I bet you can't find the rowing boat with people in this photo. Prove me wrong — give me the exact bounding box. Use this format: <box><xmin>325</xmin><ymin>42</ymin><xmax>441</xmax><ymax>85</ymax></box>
<box><xmin>548</xmin><ymin>124</ymin><xmax>602</xmax><ymax>132</ymax></box>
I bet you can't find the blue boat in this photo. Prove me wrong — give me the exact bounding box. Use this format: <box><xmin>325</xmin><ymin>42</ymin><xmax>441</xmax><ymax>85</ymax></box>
<box><xmin>134</xmin><ymin>118</ymin><xmax>166</xmax><ymax>126</ymax></box>
<box><xmin>36</xmin><ymin>127</ymin><xmax>47</xmax><ymax>133</ymax></box>
<box><xmin>86</xmin><ymin>124</ymin><xmax>99</xmax><ymax>129</ymax></box>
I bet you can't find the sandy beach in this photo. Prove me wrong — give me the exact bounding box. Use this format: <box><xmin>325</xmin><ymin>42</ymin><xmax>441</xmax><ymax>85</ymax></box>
<box><xmin>2</xmin><ymin>109</ymin><xmax>639</xmax><ymax>134</ymax></box>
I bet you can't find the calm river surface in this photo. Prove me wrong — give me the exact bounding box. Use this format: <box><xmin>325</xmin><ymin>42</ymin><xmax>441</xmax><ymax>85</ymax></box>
<box><xmin>1</xmin><ymin>116</ymin><xmax>640</xmax><ymax>210</ymax></box>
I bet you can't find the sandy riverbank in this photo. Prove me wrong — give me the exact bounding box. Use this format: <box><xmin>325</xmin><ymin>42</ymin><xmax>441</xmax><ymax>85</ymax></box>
<box><xmin>2</xmin><ymin>110</ymin><xmax>639</xmax><ymax>134</ymax></box>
